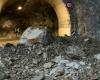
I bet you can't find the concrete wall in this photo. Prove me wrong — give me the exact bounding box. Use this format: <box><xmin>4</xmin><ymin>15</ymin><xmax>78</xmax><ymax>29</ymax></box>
<box><xmin>46</xmin><ymin>0</ymin><xmax>71</xmax><ymax>36</ymax></box>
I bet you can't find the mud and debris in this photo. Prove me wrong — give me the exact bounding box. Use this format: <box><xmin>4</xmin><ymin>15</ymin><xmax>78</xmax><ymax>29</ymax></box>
<box><xmin>0</xmin><ymin>35</ymin><xmax>100</xmax><ymax>80</ymax></box>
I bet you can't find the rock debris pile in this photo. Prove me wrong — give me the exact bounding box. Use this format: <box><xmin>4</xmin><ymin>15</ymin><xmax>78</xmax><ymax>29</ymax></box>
<box><xmin>0</xmin><ymin>27</ymin><xmax>100</xmax><ymax>80</ymax></box>
<box><xmin>0</xmin><ymin>37</ymin><xmax>100</xmax><ymax>80</ymax></box>
<box><xmin>20</xmin><ymin>27</ymin><xmax>54</xmax><ymax>46</ymax></box>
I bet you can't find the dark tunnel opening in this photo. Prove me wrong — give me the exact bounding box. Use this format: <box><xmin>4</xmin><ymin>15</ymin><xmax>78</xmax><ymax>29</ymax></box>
<box><xmin>0</xmin><ymin>0</ymin><xmax>58</xmax><ymax>40</ymax></box>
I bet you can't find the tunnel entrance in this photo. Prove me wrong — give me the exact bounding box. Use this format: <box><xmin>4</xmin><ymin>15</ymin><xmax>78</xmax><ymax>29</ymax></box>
<box><xmin>0</xmin><ymin>0</ymin><xmax>58</xmax><ymax>38</ymax></box>
<box><xmin>0</xmin><ymin>0</ymin><xmax>71</xmax><ymax>45</ymax></box>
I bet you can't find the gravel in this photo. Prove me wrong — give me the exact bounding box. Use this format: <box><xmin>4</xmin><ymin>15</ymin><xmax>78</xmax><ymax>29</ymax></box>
<box><xmin>0</xmin><ymin>37</ymin><xmax>100</xmax><ymax>80</ymax></box>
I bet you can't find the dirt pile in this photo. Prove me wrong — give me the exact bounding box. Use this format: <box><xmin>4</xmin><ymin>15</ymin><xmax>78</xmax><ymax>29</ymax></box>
<box><xmin>0</xmin><ymin>37</ymin><xmax>100</xmax><ymax>80</ymax></box>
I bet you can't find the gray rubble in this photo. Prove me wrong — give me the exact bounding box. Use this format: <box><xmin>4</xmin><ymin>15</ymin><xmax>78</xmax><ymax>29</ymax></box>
<box><xmin>94</xmin><ymin>53</ymin><xmax>100</xmax><ymax>60</ymax></box>
<box><xmin>0</xmin><ymin>36</ymin><xmax>100</xmax><ymax>80</ymax></box>
<box><xmin>20</xmin><ymin>27</ymin><xmax>54</xmax><ymax>46</ymax></box>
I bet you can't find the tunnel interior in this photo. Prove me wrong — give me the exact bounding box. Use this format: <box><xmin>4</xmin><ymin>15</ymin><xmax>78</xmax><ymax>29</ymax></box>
<box><xmin>0</xmin><ymin>0</ymin><xmax>72</xmax><ymax>45</ymax></box>
<box><xmin>0</xmin><ymin>0</ymin><xmax>58</xmax><ymax>40</ymax></box>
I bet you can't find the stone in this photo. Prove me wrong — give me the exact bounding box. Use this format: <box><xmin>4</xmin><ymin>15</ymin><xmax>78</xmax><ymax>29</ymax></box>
<box><xmin>64</xmin><ymin>68</ymin><xmax>70</xmax><ymax>75</ymax></box>
<box><xmin>66</xmin><ymin>62</ymin><xmax>80</xmax><ymax>69</ymax></box>
<box><xmin>79</xmin><ymin>61</ymin><xmax>85</xmax><ymax>65</ymax></box>
<box><xmin>57</xmin><ymin>59</ymin><xmax>80</xmax><ymax>69</ymax></box>
<box><xmin>39</xmin><ymin>50</ymin><xmax>43</xmax><ymax>55</ymax></box>
<box><xmin>43</xmin><ymin>52</ymin><xmax>47</xmax><ymax>60</ymax></box>
<box><xmin>0</xmin><ymin>71</ymin><xmax>5</xmax><ymax>80</ymax></box>
<box><xmin>43</xmin><ymin>62</ymin><xmax>53</xmax><ymax>69</ymax></box>
<box><xmin>64</xmin><ymin>76</ymin><xmax>73</xmax><ymax>80</ymax></box>
<box><xmin>31</xmin><ymin>73</ymin><xmax>44</xmax><ymax>80</ymax></box>
<box><xmin>32</xmin><ymin>59</ymin><xmax>38</xmax><ymax>64</ymax></box>
<box><xmin>84</xmin><ymin>38</ymin><xmax>90</xmax><ymax>42</ymax></box>
<box><xmin>0</xmin><ymin>60</ymin><xmax>4</xmax><ymax>67</ymax></box>
<box><xmin>25</xmin><ymin>66</ymin><xmax>28</xmax><ymax>69</ymax></box>
<box><xmin>58</xmin><ymin>60</ymin><xmax>70</xmax><ymax>66</ymax></box>
<box><xmin>19</xmin><ymin>27</ymin><xmax>54</xmax><ymax>45</ymax></box>
<box><xmin>94</xmin><ymin>53</ymin><xmax>100</xmax><ymax>60</ymax></box>
<box><xmin>66</xmin><ymin>45</ymin><xmax>85</xmax><ymax>59</ymax></box>
<box><xmin>53</xmin><ymin>55</ymin><xmax>64</xmax><ymax>63</ymax></box>
<box><xmin>50</xmin><ymin>66</ymin><xmax>64</xmax><ymax>76</ymax></box>
<box><xmin>35</xmin><ymin>69</ymin><xmax>40</xmax><ymax>74</ymax></box>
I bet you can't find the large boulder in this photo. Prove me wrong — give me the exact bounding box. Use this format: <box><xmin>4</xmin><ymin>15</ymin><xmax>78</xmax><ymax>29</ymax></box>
<box><xmin>19</xmin><ymin>27</ymin><xmax>54</xmax><ymax>45</ymax></box>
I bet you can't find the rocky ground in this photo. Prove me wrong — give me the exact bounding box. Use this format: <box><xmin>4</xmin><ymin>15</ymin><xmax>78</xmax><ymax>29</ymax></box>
<box><xmin>0</xmin><ymin>36</ymin><xmax>100</xmax><ymax>80</ymax></box>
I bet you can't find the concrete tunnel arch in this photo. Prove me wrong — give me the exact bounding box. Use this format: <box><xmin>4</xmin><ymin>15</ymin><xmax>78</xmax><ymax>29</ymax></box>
<box><xmin>46</xmin><ymin>0</ymin><xmax>71</xmax><ymax>36</ymax></box>
<box><xmin>0</xmin><ymin>0</ymin><xmax>71</xmax><ymax>36</ymax></box>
